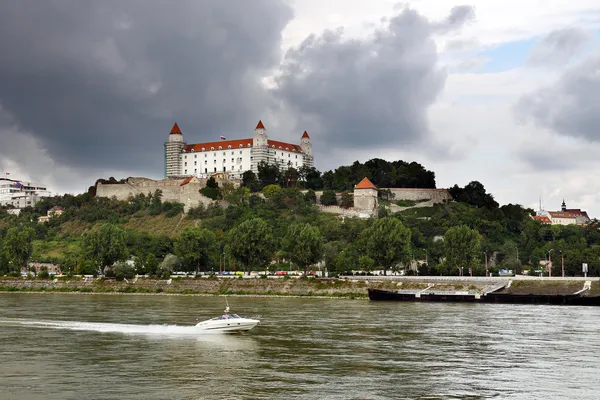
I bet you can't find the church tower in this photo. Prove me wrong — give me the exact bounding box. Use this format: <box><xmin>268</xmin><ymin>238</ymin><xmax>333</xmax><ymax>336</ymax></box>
<box><xmin>561</xmin><ymin>199</ymin><xmax>567</xmax><ymax>212</ymax></box>
<box><xmin>164</xmin><ymin>122</ymin><xmax>185</xmax><ymax>178</ymax></box>
<box><xmin>301</xmin><ymin>131</ymin><xmax>314</xmax><ymax>169</ymax></box>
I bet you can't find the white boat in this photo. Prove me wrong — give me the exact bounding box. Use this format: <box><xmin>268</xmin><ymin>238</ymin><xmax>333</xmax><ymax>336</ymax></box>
<box><xmin>195</xmin><ymin>304</ymin><xmax>259</xmax><ymax>333</ymax></box>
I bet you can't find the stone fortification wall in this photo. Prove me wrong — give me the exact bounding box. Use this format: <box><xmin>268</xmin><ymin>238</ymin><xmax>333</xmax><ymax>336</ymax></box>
<box><xmin>384</xmin><ymin>188</ymin><xmax>451</xmax><ymax>203</ymax></box>
<box><xmin>316</xmin><ymin>205</ymin><xmax>372</xmax><ymax>218</ymax></box>
<box><xmin>96</xmin><ymin>178</ymin><xmax>216</xmax><ymax>212</ymax></box>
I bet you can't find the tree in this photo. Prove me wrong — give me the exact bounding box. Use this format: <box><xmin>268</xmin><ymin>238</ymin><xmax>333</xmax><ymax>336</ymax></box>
<box><xmin>241</xmin><ymin>170</ymin><xmax>261</xmax><ymax>192</ymax></box>
<box><xmin>444</xmin><ymin>225</ymin><xmax>482</xmax><ymax>276</ymax></box>
<box><xmin>282</xmin><ymin>223</ymin><xmax>324</xmax><ymax>274</ymax></box>
<box><xmin>360</xmin><ymin>217</ymin><xmax>412</xmax><ymax>275</ymax></box>
<box><xmin>174</xmin><ymin>227</ymin><xmax>217</xmax><ymax>273</ymax></box>
<box><xmin>262</xmin><ymin>184</ymin><xmax>281</xmax><ymax>199</ymax></box>
<box><xmin>200</xmin><ymin>177</ymin><xmax>221</xmax><ymax>200</ymax></box>
<box><xmin>228</xmin><ymin>218</ymin><xmax>274</xmax><ymax>271</ymax></box>
<box><xmin>304</xmin><ymin>189</ymin><xmax>317</xmax><ymax>204</ymax></box>
<box><xmin>283</xmin><ymin>167</ymin><xmax>299</xmax><ymax>188</ymax></box>
<box><xmin>257</xmin><ymin>162</ymin><xmax>282</xmax><ymax>187</ymax></box>
<box><xmin>340</xmin><ymin>191</ymin><xmax>353</xmax><ymax>209</ymax></box>
<box><xmin>320</xmin><ymin>190</ymin><xmax>337</xmax><ymax>206</ymax></box>
<box><xmin>0</xmin><ymin>226</ymin><xmax>35</xmax><ymax>274</ymax></box>
<box><xmin>83</xmin><ymin>223</ymin><xmax>128</xmax><ymax>272</ymax></box>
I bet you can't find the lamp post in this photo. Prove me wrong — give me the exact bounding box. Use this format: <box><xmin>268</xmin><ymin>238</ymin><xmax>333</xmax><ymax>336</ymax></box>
<box><xmin>560</xmin><ymin>250</ymin><xmax>564</xmax><ymax>278</ymax></box>
<box><xmin>547</xmin><ymin>249</ymin><xmax>554</xmax><ymax>277</ymax></box>
<box><xmin>484</xmin><ymin>250</ymin><xmax>488</xmax><ymax>277</ymax></box>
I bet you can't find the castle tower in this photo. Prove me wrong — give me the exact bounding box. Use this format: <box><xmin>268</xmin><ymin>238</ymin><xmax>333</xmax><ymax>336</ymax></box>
<box><xmin>300</xmin><ymin>131</ymin><xmax>314</xmax><ymax>169</ymax></box>
<box><xmin>164</xmin><ymin>122</ymin><xmax>185</xmax><ymax>178</ymax></box>
<box><xmin>251</xmin><ymin>120</ymin><xmax>269</xmax><ymax>173</ymax></box>
<box><xmin>561</xmin><ymin>199</ymin><xmax>567</xmax><ymax>212</ymax></box>
<box><xmin>353</xmin><ymin>177</ymin><xmax>378</xmax><ymax>213</ymax></box>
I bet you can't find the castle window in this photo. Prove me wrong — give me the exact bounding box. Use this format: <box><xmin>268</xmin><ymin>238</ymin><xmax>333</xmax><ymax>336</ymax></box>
<box><xmin>271</xmin><ymin>145</ymin><xmax>275</xmax><ymax>148</ymax></box>
<box><xmin>295</xmin><ymin>155</ymin><xmax>298</xmax><ymax>158</ymax></box>
<box><xmin>239</xmin><ymin>144</ymin><xmax>243</xmax><ymax>148</ymax></box>
<box><xmin>211</xmin><ymin>147</ymin><xmax>214</xmax><ymax>150</ymax></box>
<box><xmin>205</xmin><ymin>168</ymin><xmax>207</xmax><ymax>173</ymax></box>
<box><xmin>185</xmin><ymin>170</ymin><xmax>187</xmax><ymax>174</ymax></box>
<box><xmin>222</xmin><ymin>159</ymin><xmax>226</xmax><ymax>164</ymax></box>
<box><xmin>214</xmin><ymin>167</ymin><xmax>217</xmax><ymax>172</ymax></box>
<box><xmin>194</xmin><ymin>154</ymin><xmax>197</xmax><ymax>158</ymax></box>
<box><xmin>247</xmin><ymin>144</ymin><xmax>251</xmax><ymax>147</ymax></box>
<box><xmin>279</xmin><ymin>147</ymin><xmax>282</xmax><ymax>150</ymax></box>
<box><xmin>201</xmin><ymin>147</ymin><xmax>205</xmax><ymax>151</ymax></box>
<box><xmin>191</xmin><ymin>149</ymin><xmax>195</xmax><ymax>152</ymax></box>
<box><xmin>194</xmin><ymin>169</ymin><xmax>197</xmax><ymax>173</ymax></box>
<box><xmin>218</xmin><ymin>146</ymin><xmax>222</xmax><ymax>150</ymax></box>
<box><xmin>214</xmin><ymin>160</ymin><xmax>216</xmax><ymax>164</ymax></box>
<box><xmin>228</xmin><ymin>145</ymin><xmax>232</xmax><ymax>149</ymax></box>
<box><xmin>288</xmin><ymin>154</ymin><xmax>290</xmax><ymax>157</ymax></box>
<box><xmin>194</xmin><ymin>161</ymin><xmax>197</xmax><ymax>166</ymax></box>
<box><xmin>205</xmin><ymin>154</ymin><xmax>207</xmax><ymax>158</ymax></box>
<box><xmin>231</xmin><ymin>158</ymin><xmax>234</xmax><ymax>163</ymax></box>
<box><xmin>239</xmin><ymin>151</ymin><xmax>242</xmax><ymax>154</ymax></box>
<box><xmin>184</xmin><ymin>162</ymin><xmax>187</xmax><ymax>166</ymax></box>
<box><xmin>205</xmin><ymin>160</ymin><xmax>207</xmax><ymax>165</ymax></box>
<box><xmin>223</xmin><ymin>167</ymin><xmax>226</xmax><ymax>172</ymax></box>
<box><xmin>285</xmin><ymin>148</ymin><xmax>289</xmax><ymax>151</ymax></box>
<box><xmin>214</xmin><ymin>153</ymin><xmax>216</xmax><ymax>156</ymax></box>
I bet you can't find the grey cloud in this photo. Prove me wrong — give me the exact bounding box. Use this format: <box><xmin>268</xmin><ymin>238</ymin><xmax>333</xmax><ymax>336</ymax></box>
<box><xmin>527</xmin><ymin>28</ymin><xmax>591</xmax><ymax>66</ymax></box>
<box><xmin>435</xmin><ymin>5</ymin><xmax>476</xmax><ymax>33</ymax></box>
<box><xmin>516</xmin><ymin>52</ymin><xmax>600</xmax><ymax>142</ymax></box>
<box><xmin>0</xmin><ymin>0</ymin><xmax>293</xmax><ymax>175</ymax></box>
<box><xmin>271</xmin><ymin>6</ymin><xmax>475</xmax><ymax>158</ymax></box>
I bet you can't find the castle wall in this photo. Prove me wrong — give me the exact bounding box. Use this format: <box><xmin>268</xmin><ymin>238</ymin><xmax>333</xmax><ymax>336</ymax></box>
<box><xmin>96</xmin><ymin>179</ymin><xmax>216</xmax><ymax>212</ymax></box>
<box><xmin>384</xmin><ymin>188</ymin><xmax>451</xmax><ymax>203</ymax></box>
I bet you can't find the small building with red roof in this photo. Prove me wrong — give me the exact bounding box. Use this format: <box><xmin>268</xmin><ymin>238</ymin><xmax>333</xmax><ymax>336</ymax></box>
<box><xmin>354</xmin><ymin>177</ymin><xmax>378</xmax><ymax>212</ymax></box>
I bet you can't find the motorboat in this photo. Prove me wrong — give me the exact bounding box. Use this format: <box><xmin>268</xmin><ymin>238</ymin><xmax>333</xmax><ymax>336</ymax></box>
<box><xmin>195</xmin><ymin>305</ymin><xmax>259</xmax><ymax>333</ymax></box>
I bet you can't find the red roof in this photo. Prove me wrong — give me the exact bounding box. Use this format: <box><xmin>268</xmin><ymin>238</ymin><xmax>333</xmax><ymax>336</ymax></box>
<box><xmin>267</xmin><ymin>139</ymin><xmax>302</xmax><ymax>152</ymax></box>
<box><xmin>301</xmin><ymin>131</ymin><xmax>310</xmax><ymax>139</ymax></box>
<box><xmin>533</xmin><ymin>215</ymin><xmax>551</xmax><ymax>224</ymax></box>
<box><xmin>184</xmin><ymin>138</ymin><xmax>302</xmax><ymax>152</ymax></box>
<box><xmin>185</xmin><ymin>139</ymin><xmax>254</xmax><ymax>152</ymax></box>
<box><xmin>565</xmin><ymin>209</ymin><xmax>590</xmax><ymax>219</ymax></box>
<box><xmin>180</xmin><ymin>177</ymin><xmax>194</xmax><ymax>186</ymax></box>
<box><xmin>255</xmin><ymin>120</ymin><xmax>265</xmax><ymax>130</ymax></box>
<box><xmin>548</xmin><ymin>211</ymin><xmax>577</xmax><ymax>219</ymax></box>
<box><xmin>355</xmin><ymin>177</ymin><xmax>377</xmax><ymax>190</ymax></box>
<box><xmin>170</xmin><ymin>123</ymin><xmax>182</xmax><ymax>135</ymax></box>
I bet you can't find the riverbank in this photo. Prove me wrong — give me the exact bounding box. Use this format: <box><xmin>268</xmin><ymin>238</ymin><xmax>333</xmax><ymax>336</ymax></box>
<box><xmin>1</xmin><ymin>275</ymin><xmax>597</xmax><ymax>298</ymax></box>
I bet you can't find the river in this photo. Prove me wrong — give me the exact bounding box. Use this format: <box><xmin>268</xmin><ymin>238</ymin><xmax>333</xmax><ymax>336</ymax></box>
<box><xmin>0</xmin><ymin>293</ymin><xmax>598</xmax><ymax>399</ymax></box>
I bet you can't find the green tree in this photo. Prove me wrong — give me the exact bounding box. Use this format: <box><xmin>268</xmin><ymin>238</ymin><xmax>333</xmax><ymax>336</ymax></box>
<box><xmin>0</xmin><ymin>226</ymin><xmax>36</xmax><ymax>274</ymax></box>
<box><xmin>320</xmin><ymin>190</ymin><xmax>337</xmax><ymax>206</ymax></box>
<box><xmin>174</xmin><ymin>227</ymin><xmax>217</xmax><ymax>273</ymax></box>
<box><xmin>262</xmin><ymin>184</ymin><xmax>282</xmax><ymax>199</ymax></box>
<box><xmin>241</xmin><ymin>170</ymin><xmax>261</xmax><ymax>192</ymax></box>
<box><xmin>282</xmin><ymin>223</ymin><xmax>324</xmax><ymax>274</ymax></box>
<box><xmin>304</xmin><ymin>189</ymin><xmax>317</xmax><ymax>204</ymax></box>
<box><xmin>257</xmin><ymin>161</ymin><xmax>282</xmax><ymax>187</ymax></box>
<box><xmin>340</xmin><ymin>191</ymin><xmax>353</xmax><ymax>209</ymax></box>
<box><xmin>228</xmin><ymin>218</ymin><xmax>274</xmax><ymax>272</ymax></box>
<box><xmin>361</xmin><ymin>217</ymin><xmax>412</xmax><ymax>275</ymax></box>
<box><xmin>145</xmin><ymin>253</ymin><xmax>159</xmax><ymax>276</ymax></box>
<box><xmin>444</xmin><ymin>225</ymin><xmax>482</xmax><ymax>276</ymax></box>
<box><xmin>83</xmin><ymin>223</ymin><xmax>128</xmax><ymax>272</ymax></box>
<box><xmin>200</xmin><ymin>177</ymin><xmax>221</xmax><ymax>200</ymax></box>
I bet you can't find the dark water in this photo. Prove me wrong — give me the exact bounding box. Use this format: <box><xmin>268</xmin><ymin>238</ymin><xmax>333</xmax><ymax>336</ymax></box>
<box><xmin>0</xmin><ymin>293</ymin><xmax>599</xmax><ymax>400</ymax></box>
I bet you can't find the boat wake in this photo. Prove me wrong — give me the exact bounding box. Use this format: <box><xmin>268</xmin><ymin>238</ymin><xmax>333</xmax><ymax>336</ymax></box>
<box><xmin>0</xmin><ymin>317</ymin><xmax>223</xmax><ymax>337</ymax></box>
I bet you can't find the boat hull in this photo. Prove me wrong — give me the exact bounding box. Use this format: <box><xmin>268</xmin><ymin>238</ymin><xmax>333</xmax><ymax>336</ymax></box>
<box><xmin>368</xmin><ymin>289</ymin><xmax>600</xmax><ymax>306</ymax></box>
<box><xmin>195</xmin><ymin>319</ymin><xmax>259</xmax><ymax>333</ymax></box>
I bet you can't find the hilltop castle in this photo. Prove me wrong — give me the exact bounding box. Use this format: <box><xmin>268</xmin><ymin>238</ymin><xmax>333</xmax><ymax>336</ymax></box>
<box><xmin>164</xmin><ymin>121</ymin><xmax>314</xmax><ymax>180</ymax></box>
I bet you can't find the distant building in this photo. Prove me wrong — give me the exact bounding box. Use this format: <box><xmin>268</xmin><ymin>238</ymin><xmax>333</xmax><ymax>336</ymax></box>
<box><xmin>164</xmin><ymin>121</ymin><xmax>314</xmax><ymax>180</ymax></box>
<box><xmin>534</xmin><ymin>200</ymin><xmax>591</xmax><ymax>226</ymax></box>
<box><xmin>0</xmin><ymin>178</ymin><xmax>51</xmax><ymax>210</ymax></box>
<box><xmin>353</xmin><ymin>177</ymin><xmax>379</xmax><ymax>212</ymax></box>
<box><xmin>38</xmin><ymin>206</ymin><xmax>64</xmax><ymax>223</ymax></box>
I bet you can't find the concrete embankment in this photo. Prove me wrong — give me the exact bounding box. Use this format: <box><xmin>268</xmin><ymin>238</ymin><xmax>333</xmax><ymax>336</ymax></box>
<box><xmin>1</xmin><ymin>276</ymin><xmax>598</xmax><ymax>298</ymax></box>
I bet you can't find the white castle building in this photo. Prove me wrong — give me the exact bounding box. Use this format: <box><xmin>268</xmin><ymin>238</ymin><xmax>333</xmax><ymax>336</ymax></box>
<box><xmin>164</xmin><ymin>121</ymin><xmax>313</xmax><ymax>179</ymax></box>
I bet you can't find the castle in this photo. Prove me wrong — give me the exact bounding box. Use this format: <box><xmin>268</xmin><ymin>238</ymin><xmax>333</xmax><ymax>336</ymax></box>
<box><xmin>164</xmin><ymin>121</ymin><xmax>314</xmax><ymax>180</ymax></box>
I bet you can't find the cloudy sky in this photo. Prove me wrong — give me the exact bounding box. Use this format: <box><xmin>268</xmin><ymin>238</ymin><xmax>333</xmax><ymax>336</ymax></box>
<box><xmin>1</xmin><ymin>0</ymin><xmax>599</xmax><ymax>216</ymax></box>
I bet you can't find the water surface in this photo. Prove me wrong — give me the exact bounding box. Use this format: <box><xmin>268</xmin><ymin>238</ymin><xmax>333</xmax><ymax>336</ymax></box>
<box><xmin>0</xmin><ymin>293</ymin><xmax>598</xmax><ymax>399</ymax></box>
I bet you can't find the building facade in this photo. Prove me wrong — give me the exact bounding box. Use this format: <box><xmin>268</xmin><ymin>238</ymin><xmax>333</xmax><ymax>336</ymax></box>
<box><xmin>533</xmin><ymin>200</ymin><xmax>591</xmax><ymax>226</ymax></box>
<box><xmin>0</xmin><ymin>178</ymin><xmax>51</xmax><ymax>209</ymax></box>
<box><xmin>164</xmin><ymin>121</ymin><xmax>314</xmax><ymax>180</ymax></box>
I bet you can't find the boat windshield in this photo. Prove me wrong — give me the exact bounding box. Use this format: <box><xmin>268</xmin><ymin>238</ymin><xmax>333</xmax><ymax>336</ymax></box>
<box><xmin>213</xmin><ymin>314</ymin><xmax>241</xmax><ymax>320</ymax></box>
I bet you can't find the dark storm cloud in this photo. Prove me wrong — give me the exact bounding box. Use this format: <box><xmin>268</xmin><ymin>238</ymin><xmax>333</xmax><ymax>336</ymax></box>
<box><xmin>527</xmin><ymin>28</ymin><xmax>591</xmax><ymax>66</ymax></box>
<box><xmin>0</xmin><ymin>0</ymin><xmax>293</xmax><ymax>172</ymax></box>
<box><xmin>271</xmin><ymin>5</ymin><xmax>474</xmax><ymax>153</ymax></box>
<box><xmin>516</xmin><ymin>52</ymin><xmax>600</xmax><ymax>143</ymax></box>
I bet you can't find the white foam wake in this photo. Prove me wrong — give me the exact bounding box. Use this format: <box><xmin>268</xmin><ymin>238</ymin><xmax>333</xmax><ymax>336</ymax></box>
<box><xmin>0</xmin><ymin>317</ymin><xmax>207</xmax><ymax>337</ymax></box>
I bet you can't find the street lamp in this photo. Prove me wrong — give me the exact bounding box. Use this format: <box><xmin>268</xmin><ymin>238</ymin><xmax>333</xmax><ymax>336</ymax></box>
<box><xmin>559</xmin><ymin>250</ymin><xmax>564</xmax><ymax>278</ymax></box>
<box><xmin>547</xmin><ymin>249</ymin><xmax>554</xmax><ymax>277</ymax></box>
<box><xmin>484</xmin><ymin>250</ymin><xmax>488</xmax><ymax>277</ymax></box>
